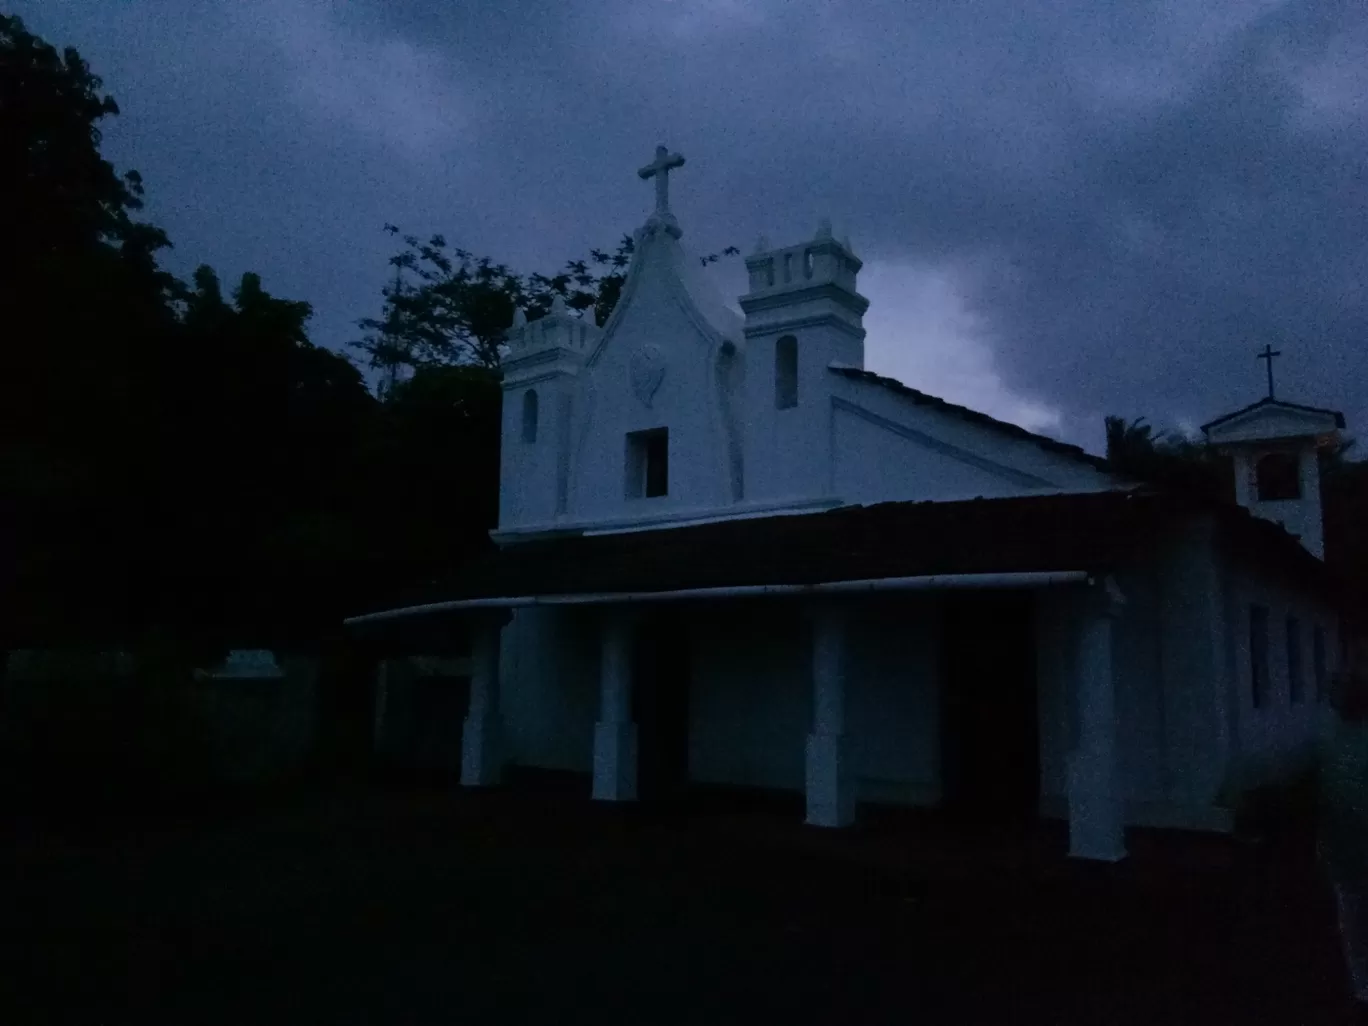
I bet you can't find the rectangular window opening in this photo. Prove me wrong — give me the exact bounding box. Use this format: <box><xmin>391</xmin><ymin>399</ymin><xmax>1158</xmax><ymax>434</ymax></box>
<box><xmin>1249</xmin><ymin>605</ymin><xmax>1269</xmax><ymax>710</ymax></box>
<box><xmin>625</xmin><ymin>428</ymin><xmax>669</xmax><ymax>499</ymax></box>
<box><xmin>775</xmin><ymin>335</ymin><xmax>798</xmax><ymax>410</ymax></box>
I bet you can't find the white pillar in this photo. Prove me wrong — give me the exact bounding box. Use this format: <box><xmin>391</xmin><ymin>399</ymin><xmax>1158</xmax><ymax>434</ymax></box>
<box><xmin>461</xmin><ymin>614</ymin><xmax>507</xmax><ymax>787</ymax></box>
<box><xmin>1068</xmin><ymin>577</ymin><xmax>1127</xmax><ymax>861</ymax></box>
<box><xmin>593</xmin><ymin>610</ymin><xmax>638</xmax><ymax>802</ymax></box>
<box><xmin>806</xmin><ymin>607</ymin><xmax>855</xmax><ymax>828</ymax></box>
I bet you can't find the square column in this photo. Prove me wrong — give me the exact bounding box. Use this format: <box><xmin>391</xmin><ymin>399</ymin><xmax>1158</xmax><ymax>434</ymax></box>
<box><xmin>806</xmin><ymin>607</ymin><xmax>855</xmax><ymax>828</ymax></box>
<box><xmin>593</xmin><ymin>610</ymin><xmax>638</xmax><ymax>802</ymax></box>
<box><xmin>461</xmin><ymin>613</ymin><xmax>508</xmax><ymax>787</ymax></box>
<box><xmin>1068</xmin><ymin>577</ymin><xmax>1127</xmax><ymax>861</ymax></box>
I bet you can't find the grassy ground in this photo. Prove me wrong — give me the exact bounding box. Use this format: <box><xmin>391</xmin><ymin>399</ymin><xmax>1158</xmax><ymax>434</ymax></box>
<box><xmin>0</xmin><ymin>779</ymin><xmax>1357</xmax><ymax>1024</ymax></box>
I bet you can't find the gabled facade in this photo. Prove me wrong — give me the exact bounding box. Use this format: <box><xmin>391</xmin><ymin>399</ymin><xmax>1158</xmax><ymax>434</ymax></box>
<box><xmin>496</xmin><ymin>187</ymin><xmax>1119</xmax><ymax>543</ymax></box>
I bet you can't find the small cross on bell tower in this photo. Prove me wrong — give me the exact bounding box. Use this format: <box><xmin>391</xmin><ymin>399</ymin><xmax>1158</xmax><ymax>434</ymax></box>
<box><xmin>1256</xmin><ymin>343</ymin><xmax>1282</xmax><ymax>399</ymax></box>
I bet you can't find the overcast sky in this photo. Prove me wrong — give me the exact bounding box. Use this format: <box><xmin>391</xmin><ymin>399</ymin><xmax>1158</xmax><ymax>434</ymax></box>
<box><xmin>15</xmin><ymin>0</ymin><xmax>1367</xmax><ymax>450</ymax></box>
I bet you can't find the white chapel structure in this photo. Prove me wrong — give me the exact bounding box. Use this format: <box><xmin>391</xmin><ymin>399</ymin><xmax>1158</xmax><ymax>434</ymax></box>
<box><xmin>349</xmin><ymin>147</ymin><xmax>1349</xmax><ymax>860</ymax></box>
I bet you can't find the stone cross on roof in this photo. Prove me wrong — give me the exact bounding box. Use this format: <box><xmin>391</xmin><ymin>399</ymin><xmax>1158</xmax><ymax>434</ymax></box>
<box><xmin>638</xmin><ymin>145</ymin><xmax>685</xmax><ymax>216</ymax></box>
<box><xmin>1257</xmin><ymin>342</ymin><xmax>1282</xmax><ymax>399</ymax></box>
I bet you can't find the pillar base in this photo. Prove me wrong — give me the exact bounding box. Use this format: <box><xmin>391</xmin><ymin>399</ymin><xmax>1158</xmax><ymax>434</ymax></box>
<box><xmin>592</xmin><ymin>721</ymin><xmax>638</xmax><ymax>802</ymax></box>
<box><xmin>460</xmin><ymin>712</ymin><xmax>503</xmax><ymax>787</ymax></box>
<box><xmin>805</xmin><ymin>732</ymin><xmax>855</xmax><ymax>828</ymax></box>
<box><xmin>1068</xmin><ymin>758</ymin><xmax>1126</xmax><ymax>861</ymax></box>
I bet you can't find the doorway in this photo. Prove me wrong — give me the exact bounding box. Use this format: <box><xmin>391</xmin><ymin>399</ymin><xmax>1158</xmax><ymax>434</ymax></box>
<box><xmin>939</xmin><ymin>591</ymin><xmax>1040</xmax><ymax>824</ymax></box>
<box><xmin>632</xmin><ymin>616</ymin><xmax>692</xmax><ymax>804</ymax></box>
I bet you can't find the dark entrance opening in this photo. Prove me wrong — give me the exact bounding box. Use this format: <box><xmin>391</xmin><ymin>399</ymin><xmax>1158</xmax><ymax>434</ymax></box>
<box><xmin>632</xmin><ymin>617</ymin><xmax>692</xmax><ymax>804</ymax></box>
<box><xmin>940</xmin><ymin>591</ymin><xmax>1040</xmax><ymax>825</ymax></box>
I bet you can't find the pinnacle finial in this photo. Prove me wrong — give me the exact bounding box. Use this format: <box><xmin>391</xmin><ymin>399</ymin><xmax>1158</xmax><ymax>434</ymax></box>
<box><xmin>511</xmin><ymin>307</ymin><xmax>527</xmax><ymax>328</ymax></box>
<box><xmin>753</xmin><ymin>234</ymin><xmax>770</xmax><ymax>254</ymax></box>
<box><xmin>815</xmin><ymin>218</ymin><xmax>833</xmax><ymax>240</ymax></box>
<box><xmin>842</xmin><ymin>235</ymin><xmax>855</xmax><ymax>256</ymax></box>
<box><xmin>550</xmin><ymin>294</ymin><xmax>567</xmax><ymax>316</ymax></box>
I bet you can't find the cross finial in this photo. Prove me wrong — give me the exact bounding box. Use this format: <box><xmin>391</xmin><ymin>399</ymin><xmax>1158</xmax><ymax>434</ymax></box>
<box><xmin>638</xmin><ymin>144</ymin><xmax>686</xmax><ymax>216</ymax></box>
<box><xmin>1257</xmin><ymin>343</ymin><xmax>1283</xmax><ymax>399</ymax></box>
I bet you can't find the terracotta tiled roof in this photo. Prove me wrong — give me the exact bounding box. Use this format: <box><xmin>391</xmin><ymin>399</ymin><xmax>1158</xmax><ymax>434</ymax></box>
<box><xmin>367</xmin><ymin>489</ymin><xmax>1337</xmax><ymax>615</ymax></box>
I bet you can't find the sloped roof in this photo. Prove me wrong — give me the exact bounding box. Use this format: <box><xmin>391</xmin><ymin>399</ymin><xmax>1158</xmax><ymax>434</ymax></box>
<box><xmin>353</xmin><ymin>488</ymin><xmax>1337</xmax><ymax>619</ymax></box>
<box><xmin>1201</xmin><ymin>396</ymin><xmax>1346</xmax><ymax>433</ymax></box>
<box><xmin>828</xmin><ymin>365</ymin><xmax>1113</xmax><ymax>474</ymax></box>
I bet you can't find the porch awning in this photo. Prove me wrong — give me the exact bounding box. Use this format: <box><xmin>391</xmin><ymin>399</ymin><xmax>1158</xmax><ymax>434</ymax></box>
<box><xmin>345</xmin><ymin>488</ymin><xmax>1335</xmax><ymax>624</ymax></box>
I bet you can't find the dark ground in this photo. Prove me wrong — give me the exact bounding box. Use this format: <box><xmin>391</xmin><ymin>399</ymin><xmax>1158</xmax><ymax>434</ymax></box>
<box><xmin>0</xmin><ymin>778</ymin><xmax>1358</xmax><ymax>1025</ymax></box>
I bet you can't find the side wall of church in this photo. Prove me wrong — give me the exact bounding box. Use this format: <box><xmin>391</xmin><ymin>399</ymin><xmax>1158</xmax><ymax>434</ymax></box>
<box><xmin>1224</xmin><ymin>556</ymin><xmax>1338</xmax><ymax>790</ymax></box>
<box><xmin>826</xmin><ymin>374</ymin><xmax>1118</xmax><ymax>504</ymax></box>
<box><xmin>499</xmin><ymin>607</ymin><xmax>599</xmax><ymax>773</ymax></box>
<box><xmin>684</xmin><ymin>598</ymin><xmax>944</xmax><ymax>802</ymax></box>
<box><xmin>687</xmin><ymin>603</ymin><xmax>809</xmax><ymax>792</ymax></box>
<box><xmin>845</xmin><ymin>598</ymin><xmax>944</xmax><ymax>804</ymax></box>
<box><xmin>832</xmin><ymin>407</ymin><xmax>1042</xmax><ymax>505</ymax></box>
<box><xmin>1036</xmin><ymin>559</ymin><xmax>1217</xmax><ymax>831</ymax></box>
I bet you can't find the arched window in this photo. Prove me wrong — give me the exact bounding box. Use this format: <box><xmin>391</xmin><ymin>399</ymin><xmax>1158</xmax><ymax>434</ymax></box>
<box><xmin>521</xmin><ymin>389</ymin><xmax>538</xmax><ymax>444</ymax></box>
<box><xmin>775</xmin><ymin>335</ymin><xmax>798</xmax><ymax>410</ymax></box>
<box><xmin>783</xmin><ymin>252</ymin><xmax>793</xmax><ymax>283</ymax></box>
<box><xmin>803</xmin><ymin>248</ymin><xmax>814</xmax><ymax>279</ymax></box>
<box><xmin>1255</xmin><ymin>451</ymin><xmax>1300</xmax><ymax>501</ymax></box>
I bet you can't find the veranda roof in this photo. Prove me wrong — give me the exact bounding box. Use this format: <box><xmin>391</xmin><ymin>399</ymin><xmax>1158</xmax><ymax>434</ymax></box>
<box><xmin>346</xmin><ymin>488</ymin><xmax>1336</xmax><ymax>624</ymax></box>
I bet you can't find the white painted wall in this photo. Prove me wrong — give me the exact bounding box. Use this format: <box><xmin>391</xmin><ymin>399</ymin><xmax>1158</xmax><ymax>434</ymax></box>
<box><xmin>1035</xmin><ymin>549</ymin><xmax>1231</xmax><ymax>832</ymax></box>
<box><xmin>1229</xmin><ymin>447</ymin><xmax>1326</xmax><ymax>558</ymax></box>
<box><xmin>833</xmin><ymin>403</ymin><xmax>1047</xmax><ymax>505</ymax></box>
<box><xmin>498</xmin><ymin>382</ymin><xmax>572</xmax><ymax>527</ymax></box>
<box><xmin>1154</xmin><ymin>519</ymin><xmax>1235</xmax><ymax>814</ymax></box>
<box><xmin>827</xmin><ymin>374</ymin><xmax>1117</xmax><ymax>503</ymax></box>
<box><xmin>568</xmin><ymin>238</ymin><xmax>742</xmax><ymax>524</ymax></box>
<box><xmin>499</xmin><ymin>607</ymin><xmax>598</xmax><ymax>773</ymax></box>
<box><xmin>687</xmin><ymin>603</ymin><xmax>809</xmax><ymax>792</ymax></box>
<box><xmin>844</xmin><ymin>598</ymin><xmax>943</xmax><ymax>805</ymax></box>
<box><xmin>495</xmin><ymin>529</ymin><xmax>1330</xmax><ymax>834</ymax></box>
<box><xmin>502</xmin><ymin>596</ymin><xmax>957</xmax><ymax>808</ymax></box>
<box><xmin>1206</xmin><ymin>401</ymin><xmax>1340</xmax><ymax>560</ymax></box>
<box><xmin>1224</xmin><ymin>559</ymin><xmax>1338</xmax><ymax>788</ymax></box>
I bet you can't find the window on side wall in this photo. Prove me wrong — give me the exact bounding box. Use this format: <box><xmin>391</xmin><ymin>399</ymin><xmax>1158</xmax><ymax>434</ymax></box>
<box><xmin>521</xmin><ymin>389</ymin><xmax>538</xmax><ymax>444</ymax></box>
<box><xmin>625</xmin><ymin>428</ymin><xmax>669</xmax><ymax>499</ymax></box>
<box><xmin>1249</xmin><ymin>605</ymin><xmax>1269</xmax><ymax>709</ymax></box>
<box><xmin>775</xmin><ymin>335</ymin><xmax>798</xmax><ymax>410</ymax></box>
<box><xmin>1287</xmin><ymin>616</ymin><xmax>1304</xmax><ymax>703</ymax></box>
<box><xmin>1314</xmin><ymin>626</ymin><xmax>1328</xmax><ymax>703</ymax></box>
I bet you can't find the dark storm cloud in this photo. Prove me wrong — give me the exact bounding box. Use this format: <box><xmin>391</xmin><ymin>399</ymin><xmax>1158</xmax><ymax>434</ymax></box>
<box><xmin>15</xmin><ymin>0</ymin><xmax>1368</xmax><ymax>444</ymax></box>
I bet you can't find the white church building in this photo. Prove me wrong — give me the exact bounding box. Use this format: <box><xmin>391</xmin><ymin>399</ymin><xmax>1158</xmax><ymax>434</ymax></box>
<box><xmin>349</xmin><ymin>147</ymin><xmax>1349</xmax><ymax>860</ymax></box>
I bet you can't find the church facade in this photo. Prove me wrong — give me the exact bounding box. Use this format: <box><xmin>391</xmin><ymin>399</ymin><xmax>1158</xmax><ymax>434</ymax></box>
<box><xmin>349</xmin><ymin>148</ymin><xmax>1349</xmax><ymax>860</ymax></box>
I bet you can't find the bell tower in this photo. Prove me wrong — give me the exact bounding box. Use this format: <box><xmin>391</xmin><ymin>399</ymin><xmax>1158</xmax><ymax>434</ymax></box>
<box><xmin>499</xmin><ymin>297</ymin><xmax>599</xmax><ymax>529</ymax></box>
<box><xmin>738</xmin><ymin>219</ymin><xmax>870</xmax><ymax>502</ymax></box>
<box><xmin>1201</xmin><ymin>347</ymin><xmax>1345</xmax><ymax>559</ymax></box>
